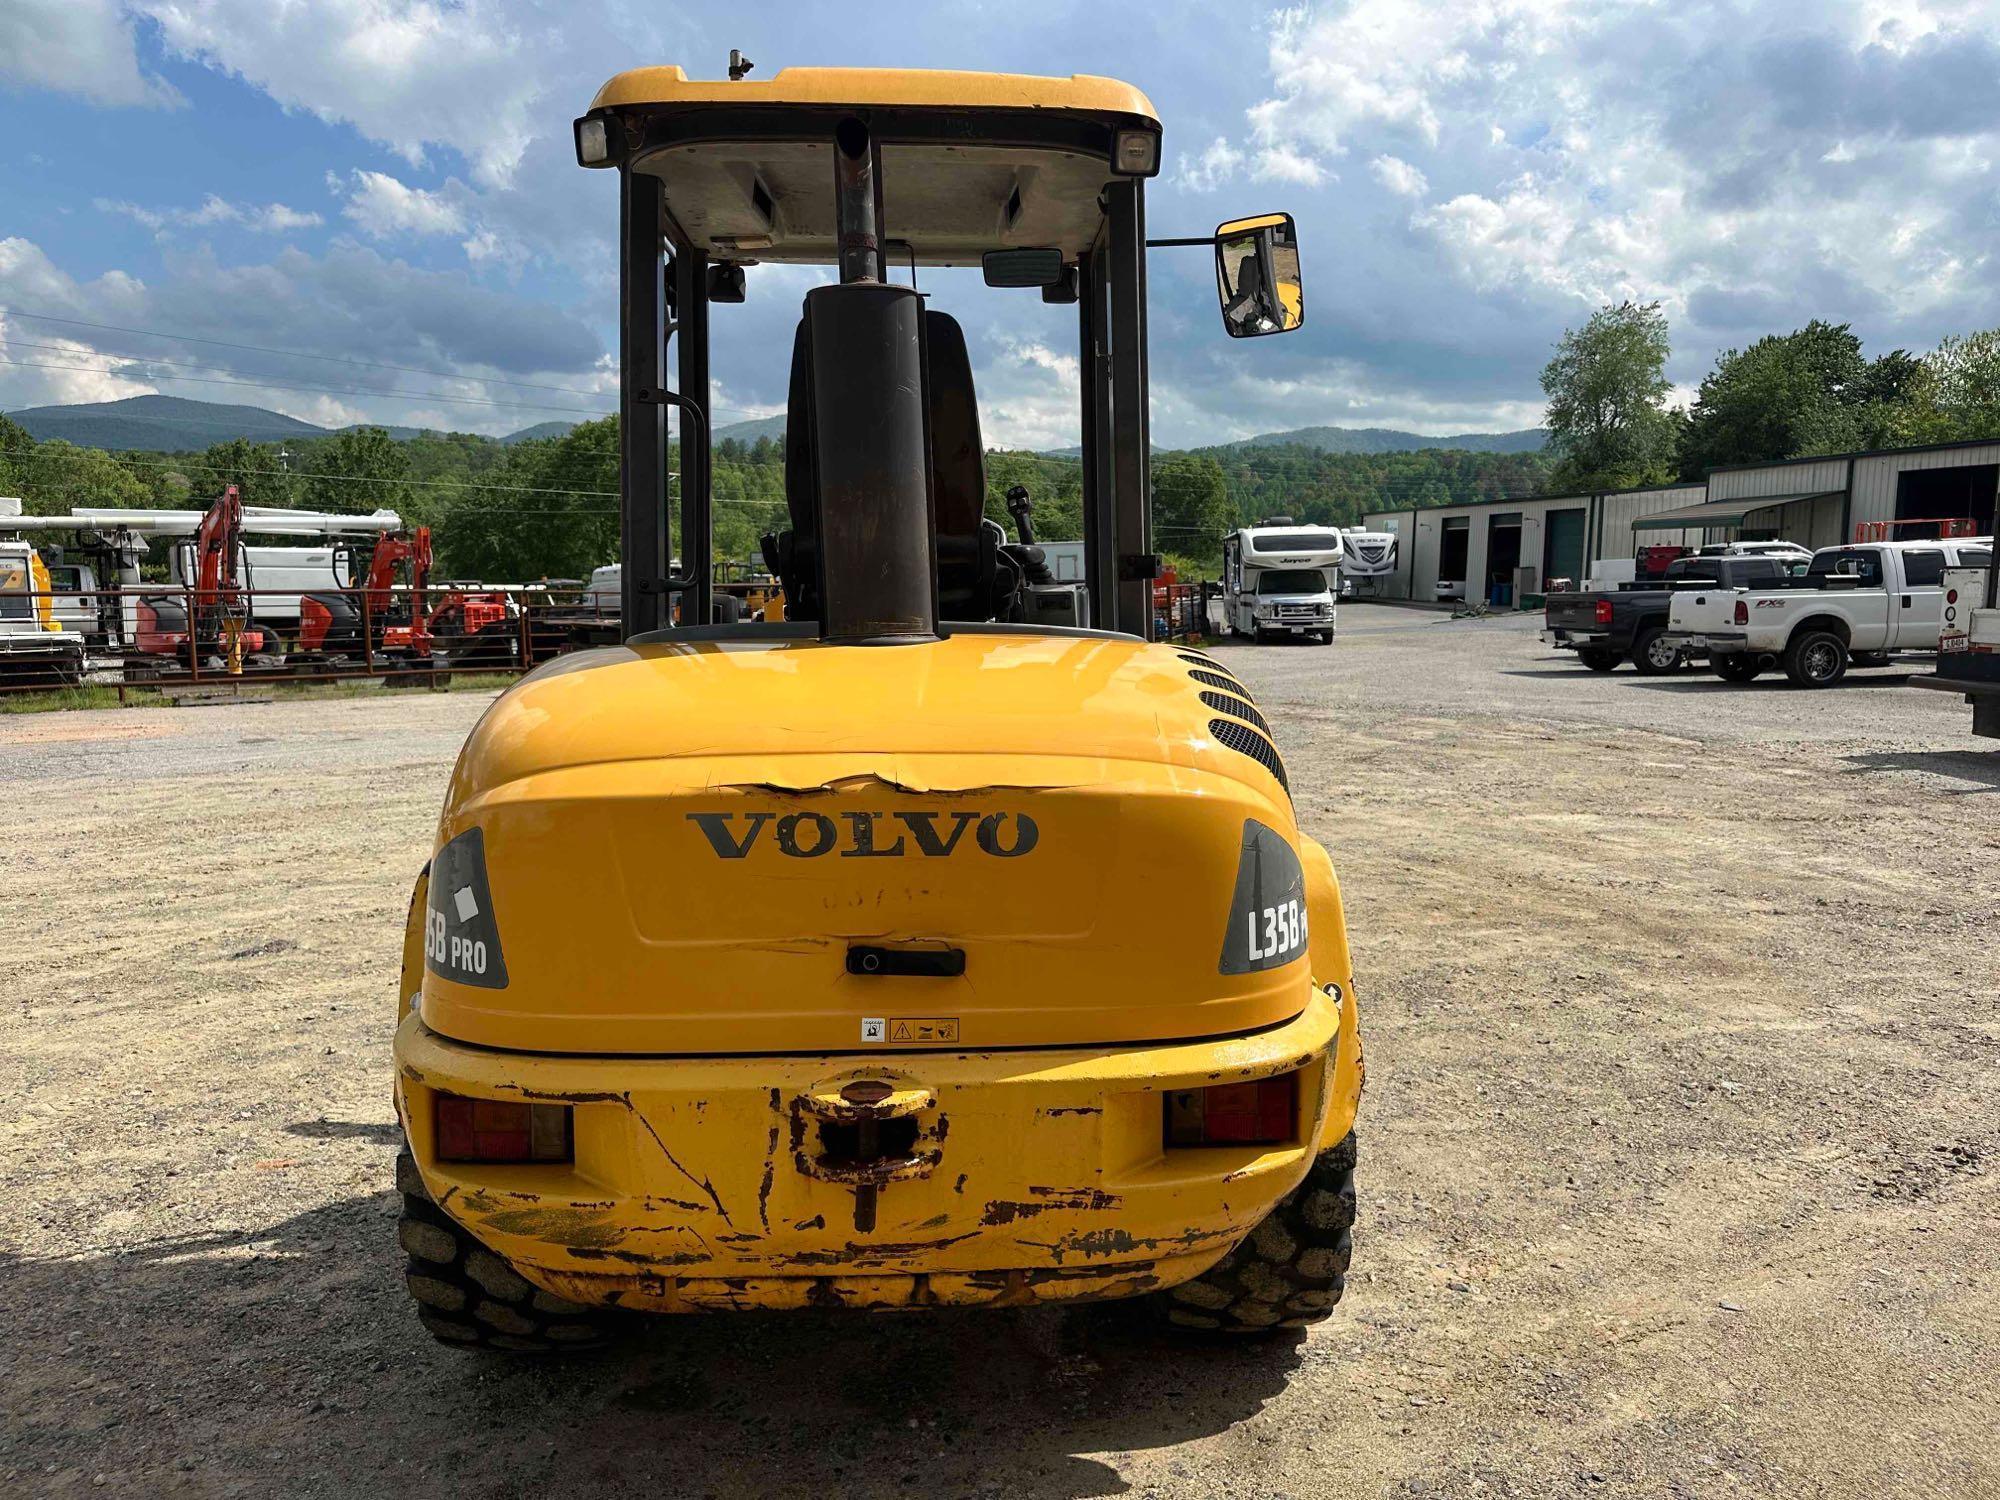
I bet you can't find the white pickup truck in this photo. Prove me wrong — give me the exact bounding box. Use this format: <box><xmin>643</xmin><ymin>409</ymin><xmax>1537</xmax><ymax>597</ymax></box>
<box><xmin>1662</xmin><ymin>538</ymin><xmax>1993</xmax><ymax>687</ymax></box>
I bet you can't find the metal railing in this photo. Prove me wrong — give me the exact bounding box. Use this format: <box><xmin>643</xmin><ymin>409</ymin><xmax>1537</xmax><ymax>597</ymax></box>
<box><xmin>0</xmin><ymin>582</ymin><xmax>628</xmax><ymax>697</ymax></box>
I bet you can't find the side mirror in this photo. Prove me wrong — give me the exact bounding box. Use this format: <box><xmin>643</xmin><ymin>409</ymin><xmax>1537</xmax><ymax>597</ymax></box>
<box><xmin>1214</xmin><ymin>213</ymin><xmax>1303</xmax><ymax>337</ymax></box>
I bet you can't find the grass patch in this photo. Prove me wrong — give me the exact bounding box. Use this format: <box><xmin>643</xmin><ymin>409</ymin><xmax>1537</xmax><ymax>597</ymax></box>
<box><xmin>0</xmin><ymin>671</ymin><xmax>517</xmax><ymax>714</ymax></box>
<box><xmin>0</xmin><ymin>685</ymin><xmax>169</xmax><ymax>713</ymax></box>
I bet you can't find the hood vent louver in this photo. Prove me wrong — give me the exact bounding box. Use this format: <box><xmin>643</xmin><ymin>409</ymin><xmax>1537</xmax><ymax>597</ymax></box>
<box><xmin>1199</xmin><ymin>689</ymin><xmax>1271</xmax><ymax>738</ymax></box>
<box><xmin>1208</xmin><ymin>717</ymin><xmax>1290</xmax><ymax>795</ymax></box>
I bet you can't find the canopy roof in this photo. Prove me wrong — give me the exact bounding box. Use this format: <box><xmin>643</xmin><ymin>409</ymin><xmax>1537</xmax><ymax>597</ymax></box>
<box><xmin>585</xmin><ymin>68</ymin><xmax>1160</xmax><ymax>267</ymax></box>
<box><xmin>589</xmin><ymin>67</ymin><xmax>1157</xmax><ymax>121</ymax></box>
<box><xmin>1632</xmin><ymin>492</ymin><xmax>1840</xmax><ymax>531</ymax></box>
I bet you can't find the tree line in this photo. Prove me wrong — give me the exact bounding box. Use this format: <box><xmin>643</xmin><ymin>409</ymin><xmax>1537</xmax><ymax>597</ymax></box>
<box><xmin>1539</xmin><ymin>303</ymin><xmax>2000</xmax><ymax>494</ymax></box>
<box><xmin>0</xmin><ymin>410</ymin><xmax>1547</xmax><ymax>578</ymax></box>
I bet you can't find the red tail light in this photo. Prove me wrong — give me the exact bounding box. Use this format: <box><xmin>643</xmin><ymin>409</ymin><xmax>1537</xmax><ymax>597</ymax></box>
<box><xmin>1946</xmin><ymin>588</ymin><xmax>1959</xmax><ymax>605</ymax></box>
<box><xmin>1165</xmin><ymin>1073</ymin><xmax>1297</xmax><ymax>1147</ymax></box>
<box><xmin>1593</xmin><ymin>598</ymin><xmax>1613</xmax><ymax>625</ymax></box>
<box><xmin>435</xmin><ymin>1093</ymin><xmax>572</xmax><ymax>1162</ymax></box>
<box><xmin>1733</xmin><ymin>600</ymin><xmax>1749</xmax><ymax>625</ymax></box>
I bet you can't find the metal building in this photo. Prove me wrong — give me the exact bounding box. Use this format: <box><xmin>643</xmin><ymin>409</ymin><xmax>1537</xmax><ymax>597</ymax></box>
<box><xmin>1629</xmin><ymin>440</ymin><xmax>1998</xmax><ymax>550</ymax></box>
<box><xmin>1360</xmin><ymin>482</ymin><xmax>1703</xmax><ymax>604</ymax></box>
<box><xmin>1357</xmin><ymin>439</ymin><xmax>1998</xmax><ymax>605</ymax></box>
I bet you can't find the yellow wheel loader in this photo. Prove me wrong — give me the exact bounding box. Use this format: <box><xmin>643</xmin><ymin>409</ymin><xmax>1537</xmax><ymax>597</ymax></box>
<box><xmin>391</xmin><ymin>63</ymin><xmax>1361</xmax><ymax>1348</ymax></box>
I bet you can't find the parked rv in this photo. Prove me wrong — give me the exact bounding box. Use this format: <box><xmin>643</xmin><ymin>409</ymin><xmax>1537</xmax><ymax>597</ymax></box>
<box><xmin>1337</xmin><ymin>527</ymin><xmax>1397</xmax><ymax>597</ymax></box>
<box><xmin>1221</xmin><ymin>519</ymin><xmax>1342</xmax><ymax>643</ymax></box>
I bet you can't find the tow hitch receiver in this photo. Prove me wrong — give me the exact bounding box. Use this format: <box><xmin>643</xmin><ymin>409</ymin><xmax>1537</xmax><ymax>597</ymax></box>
<box><xmin>794</xmin><ymin>1074</ymin><xmax>942</xmax><ymax>1232</ymax></box>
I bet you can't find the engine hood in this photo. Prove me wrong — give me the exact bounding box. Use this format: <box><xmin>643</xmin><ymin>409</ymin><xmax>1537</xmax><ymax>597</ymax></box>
<box><xmin>446</xmin><ymin>631</ymin><xmax>1287</xmax><ymax>800</ymax></box>
<box><xmin>418</xmin><ymin>632</ymin><xmax>1311</xmax><ymax>1056</ymax></box>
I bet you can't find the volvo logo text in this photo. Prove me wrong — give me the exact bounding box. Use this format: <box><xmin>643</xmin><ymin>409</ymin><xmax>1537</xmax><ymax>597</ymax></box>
<box><xmin>687</xmin><ymin>810</ymin><xmax>1040</xmax><ymax>859</ymax></box>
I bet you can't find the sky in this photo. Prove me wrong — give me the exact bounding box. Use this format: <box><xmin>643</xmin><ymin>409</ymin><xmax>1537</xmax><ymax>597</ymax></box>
<box><xmin>1</xmin><ymin>0</ymin><xmax>1997</xmax><ymax>450</ymax></box>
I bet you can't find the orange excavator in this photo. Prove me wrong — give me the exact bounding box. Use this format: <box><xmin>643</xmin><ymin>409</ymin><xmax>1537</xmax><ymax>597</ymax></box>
<box><xmin>300</xmin><ymin>525</ymin><xmax>514</xmax><ymax>668</ymax></box>
<box><xmin>132</xmin><ymin>486</ymin><xmax>283</xmax><ymax>670</ymax></box>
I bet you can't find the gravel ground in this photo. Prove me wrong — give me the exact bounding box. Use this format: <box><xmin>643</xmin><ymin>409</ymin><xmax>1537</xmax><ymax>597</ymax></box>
<box><xmin>3</xmin><ymin>604</ymin><xmax>1996</xmax><ymax>1499</ymax></box>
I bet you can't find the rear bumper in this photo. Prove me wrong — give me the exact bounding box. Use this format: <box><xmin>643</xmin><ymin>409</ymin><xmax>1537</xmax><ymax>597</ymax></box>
<box><xmin>1541</xmin><ymin>627</ymin><xmax>1607</xmax><ymax>649</ymax></box>
<box><xmin>393</xmin><ymin>983</ymin><xmax>1360</xmax><ymax>1312</ymax></box>
<box><xmin>1666</xmin><ymin>629</ymin><xmax>1743</xmax><ymax>652</ymax></box>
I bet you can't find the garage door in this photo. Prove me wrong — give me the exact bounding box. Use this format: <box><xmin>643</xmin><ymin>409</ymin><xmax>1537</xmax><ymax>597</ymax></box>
<box><xmin>1543</xmin><ymin>508</ymin><xmax>1585</xmax><ymax>588</ymax></box>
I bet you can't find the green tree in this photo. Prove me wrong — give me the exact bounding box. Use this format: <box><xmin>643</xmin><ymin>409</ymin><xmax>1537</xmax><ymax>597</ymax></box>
<box><xmin>298</xmin><ymin>427</ymin><xmax>413</xmax><ymax>517</ymax></box>
<box><xmin>1890</xmin><ymin>329</ymin><xmax>2000</xmax><ymax>445</ymax></box>
<box><xmin>193</xmin><ymin>438</ymin><xmax>298</xmax><ymax>508</ymax></box>
<box><xmin>436</xmin><ymin>418</ymin><xmax>620</xmax><ymax>581</ymax></box>
<box><xmin>14</xmin><ymin>439</ymin><xmax>151</xmax><ymax>514</ymax></box>
<box><xmin>1540</xmin><ymin>301</ymin><xmax>1677</xmax><ymax>492</ymax></box>
<box><xmin>1677</xmin><ymin>320</ymin><xmax>1874</xmax><ymax>476</ymax></box>
<box><xmin>0</xmin><ymin>414</ymin><xmax>32</xmax><ymax>502</ymax></box>
<box><xmin>1151</xmin><ymin>452</ymin><xmax>1235</xmax><ymax>568</ymax></box>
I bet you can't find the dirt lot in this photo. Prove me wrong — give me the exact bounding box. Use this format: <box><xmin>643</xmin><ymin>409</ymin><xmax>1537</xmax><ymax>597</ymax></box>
<box><xmin>4</xmin><ymin>604</ymin><xmax>1996</xmax><ymax>1499</ymax></box>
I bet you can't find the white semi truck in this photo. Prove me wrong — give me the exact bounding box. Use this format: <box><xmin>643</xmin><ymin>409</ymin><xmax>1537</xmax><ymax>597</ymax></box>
<box><xmin>1221</xmin><ymin>519</ymin><xmax>1343</xmax><ymax>644</ymax></box>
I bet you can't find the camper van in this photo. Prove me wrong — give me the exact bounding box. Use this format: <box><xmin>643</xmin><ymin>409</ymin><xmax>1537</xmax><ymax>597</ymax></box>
<box><xmin>1221</xmin><ymin>519</ymin><xmax>1343</xmax><ymax>643</ymax></box>
<box><xmin>1337</xmin><ymin>527</ymin><xmax>1398</xmax><ymax>597</ymax></box>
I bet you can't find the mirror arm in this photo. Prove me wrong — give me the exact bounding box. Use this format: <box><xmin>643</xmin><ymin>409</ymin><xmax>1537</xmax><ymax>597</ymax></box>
<box><xmin>1145</xmin><ymin>236</ymin><xmax>1216</xmax><ymax>248</ymax></box>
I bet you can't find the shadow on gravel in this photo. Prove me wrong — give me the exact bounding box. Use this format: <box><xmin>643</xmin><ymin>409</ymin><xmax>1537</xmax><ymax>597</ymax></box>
<box><xmin>285</xmin><ymin>1119</ymin><xmax>403</xmax><ymax>1142</ymax></box>
<box><xmin>1613</xmin><ymin>674</ymin><xmax>1916</xmax><ymax>693</ymax></box>
<box><xmin>1841</xmin><ymin>749</ymin><xmax>2000</xmax><ymax>789</ymax></box>
<box><xmin>4</xmin><ymin>1191</ymin><xmax>1303</xmax><ymax>1497</ymax></box>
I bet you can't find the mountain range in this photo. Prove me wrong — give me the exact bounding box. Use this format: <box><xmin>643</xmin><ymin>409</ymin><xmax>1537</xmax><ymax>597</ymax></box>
<box><xmin>1227</xmin><ymin>424</ymin><xmax>1546</xmax><ymax>454</ymax></box>
<box><xmin>5</xmin><ymin>395</ymin><xmax>1546</xmax><ymax>458</ymax></box>
<box><xmin>3</xmin><ymin>395</ymin><xmax>577</xmax><ymax>451</ymax></box>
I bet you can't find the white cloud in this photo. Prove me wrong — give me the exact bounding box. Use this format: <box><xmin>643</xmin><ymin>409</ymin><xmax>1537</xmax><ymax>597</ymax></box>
<box><xmin>0</xmin><ymin>0</ymin><xmax>181</xmax><ymax>108</ymax></box>
<box><xmin>1229</xmin><ymin>0</ymin><xmax>2000</xmax><ymax>348</ymax></box>
<box><xmin>0</xmin><ymin>235</ymin><xmax>606</xmax><ymax>435</ymax></box>
<box><xmin>126</xmin><ymin>0</ymin><xmax>669</xmax><ymax>188</ymax></box>
<box><xmin>97</xmin><ymin>195</ymin><xmax>324</xmax><ymax>234</ymax></box>
<box><xmin>977</xmin><ymin>337</ymin><xmax>1081</xmax><ymax>452</ymax></box>
<box><xmin>336</xmin><ymin>169</ymin><xmax>468</xmax><ymax>238</ymax></box>
<box><xmin>1369</xmin><ymin>154</ymin><xmax>1429</xmax><ymax>198</ymax></box>
<box><xmin>1176</xmin><ymin>137</ymin><xmax>1246</xmax><ymax>193</ymax></box>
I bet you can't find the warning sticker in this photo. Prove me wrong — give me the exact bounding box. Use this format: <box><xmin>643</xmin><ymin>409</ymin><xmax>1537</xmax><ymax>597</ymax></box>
<box><xmin>879</xmin><ymin>1017</ymin><xmax>960</xmax><ymax>1045</ymax></box>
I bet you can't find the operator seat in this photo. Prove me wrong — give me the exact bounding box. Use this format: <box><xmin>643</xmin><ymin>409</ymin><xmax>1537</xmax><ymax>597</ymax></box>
<box><xmin>764</xmin><ymin>308</ymin><xmax>1017</xmax><ymax>623</ymax></box>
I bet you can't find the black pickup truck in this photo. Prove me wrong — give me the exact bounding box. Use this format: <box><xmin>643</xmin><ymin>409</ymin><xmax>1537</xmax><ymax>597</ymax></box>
<box><xmin>1543</xmin><ymin>552</ymin><xmax>1808</xmax><ymax>674</ymax></box>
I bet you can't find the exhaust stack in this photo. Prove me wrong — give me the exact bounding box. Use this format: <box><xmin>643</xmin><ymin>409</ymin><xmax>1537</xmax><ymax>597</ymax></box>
<box><xmin>807</xmin><ymin>118</ymin><xmax>938</xmax><ymax>645</ymax></box>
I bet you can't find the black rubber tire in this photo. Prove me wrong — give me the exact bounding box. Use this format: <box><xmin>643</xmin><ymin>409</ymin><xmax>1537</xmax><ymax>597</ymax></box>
<box><xmin>1577</xmin><ymin>646</ymin><xmax>1622</xmax><ymax>672</ymax></box>
<box><xmin>395</xmin><ymin>1148</ymin><xmax>620</xmax><ymax>1352</ymax></box>
<box><xmin>1713</xmin><ymin>655</ymin><xmax>1762</xmax><ymax>683</ymax></box>
<box><xmin>1782</xmin><ymin>628</ymin><xmax>1848</xmax><ymax>688</ymax></box>
<box><xmin>1630</xmin><ymin>627</ymin><xmax>1683</xmax><ymax>676</ymax></box>
<box><xmin>252</xmin><ymin>621</ymin><xmax>287</xmax><ymax>661</ymax></box>
<box><xmin>1318</xmin><ymin>631</ymin><xmax>1335</xmax><ymax>645</ymax></box>
<box><xmin>1154</xmin><ymin>1132</ymin><xmax>1356</xmax><ymax>1334</ymax></box>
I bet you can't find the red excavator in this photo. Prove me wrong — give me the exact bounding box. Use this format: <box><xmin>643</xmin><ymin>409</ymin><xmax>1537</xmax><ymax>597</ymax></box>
<box><xmin>299</xmin><ymin>526</ymin><xmax>514</xmax><ymax>669</ymax></box>
<box><xmin>132</xmin><ymin>486</ymin><xmax>283</xmax><ymax>671</ymax></box>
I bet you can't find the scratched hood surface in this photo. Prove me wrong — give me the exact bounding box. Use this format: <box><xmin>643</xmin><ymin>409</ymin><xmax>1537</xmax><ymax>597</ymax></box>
<box><xmin>419</xmin><ymin>632</ymin><xmax>1312</xmax><ymax>1055</ymax></box>
<box><xmin>448</xmin><ymin>632</ymin><xmax>1283</xmax><ymax>797</ymax></box>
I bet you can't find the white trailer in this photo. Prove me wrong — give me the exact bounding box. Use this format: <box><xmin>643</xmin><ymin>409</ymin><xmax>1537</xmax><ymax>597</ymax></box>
<box><xmin>1221</xmin><ymin>520</ymin><xmax>1343</xmax><ymax>644</ymax></box>
<box><xmin>1336</xmin><ymin>527</ymin><xmax>1397</xmax><ymax>597</ymax></box>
